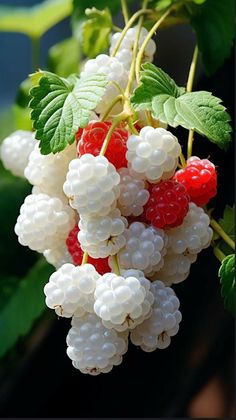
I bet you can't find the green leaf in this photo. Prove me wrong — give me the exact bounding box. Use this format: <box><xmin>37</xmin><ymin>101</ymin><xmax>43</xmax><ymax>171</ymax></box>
<box><xmin>12</xmin><ymin>78</ymin><xmax>33</xmax><ymax>131</ymax></box>
<box><xmin>82</xmin><ymin>8</ymin><xmax>112</xmax><ymax>58</ymax></box>
<box><xmin>0</xmin><ymin>259</ymin><xmax>54</xmax><ymax>357</ymax></box>
<box><xmin>0</xmin><ymin>0</ymin><xmax>72</xmax><ymax>39</ymax></box>
<box><xmin>30</xmin><ymin>71</ymin><xmax>108</xmax><ymax>154</ymax></box>
<box><xmin>47</xmin><ymin>37</ymin><xmax>80</xmax><ymax>78</ymax></box>
<box><xmin>215</xmin><ymin>205</ymin><xmax>235</xmax><ymax>255</ymax></box>
<box><xmin>131</xmin><ymin>63</ymin><xmax>184</xmax><ymax>111</ymax></box>
<box><xmin>219</xmin><ymin>254</ymin><xmax>235</xmax><ymax>315</ymax></box>
<box><xmin>191</xmin><ymin>0</ymin><xmax>235</xmax><ymax>75</ymax></box>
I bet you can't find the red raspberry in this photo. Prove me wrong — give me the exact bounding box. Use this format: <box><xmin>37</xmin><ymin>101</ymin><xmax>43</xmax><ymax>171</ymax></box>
<box><xmin>144</xmin><ymin>180</ymin><xmax>190</xmax><ymax>229</ymax></box>
<box><xmin>66</xmin><ymin>225</ymin><xmax>111</xmax><ymax>275</ymax></box>
<box><xmin>77</xmin><ymin>121</ymin><xmax>128</xmax><ymax>169</ymax></box>
<box><xmin>174</xmin><ymin>156</ymin><xmax>217</xmax><ymax>206</ymax></box>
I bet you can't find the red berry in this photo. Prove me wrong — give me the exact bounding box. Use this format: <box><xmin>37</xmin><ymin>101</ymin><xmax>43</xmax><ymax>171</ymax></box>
<box><xmin>66</xmin><ymin>225</ymin><xmax>111</xmax><ymax>275</ymax></box>
<box><xmin>144</xmin><ymin>180</ymin><xmax>190</xmax><ymax>229</ymax></box>
<box><xmin>174</xmin><ymin>156</ymin><xmax>217</xmax><ymax>206</ymax></box>
<box><xmin>77</xmin><ymin>121</ymin><xmax>128</xmax><ymax>169</ymax></box>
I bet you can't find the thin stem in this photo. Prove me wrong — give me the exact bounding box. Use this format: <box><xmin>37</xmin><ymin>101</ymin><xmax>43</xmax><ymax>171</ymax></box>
<box><xmin>101</xmin><ymin>95</ymin><xmax>123</xmax><ymax>122</ymax></box>
<box><xmin>31</xmin><ymin>37</ymin><xmax>40</xmax><ymax>71</ymax></box>
<box><xmin>186</xmin><ymin>46</ymin><xmax>198</xmax><ymax>158</ymax></box>
<box><xmin>100</xmin><ymin>112</ymin><xmax>130</xmax><ymax>156</ymax></box>
<box><xmin>127</xmin><ymin>117</ymin><xmax>139</xmax><ymax>134</ymax></box>
<box><xmin>124</xmin><ymin>1</ymin><xmax>148</xmax><ymax>98</ymax></box>
<box><xmin>113</xmin><ymin>24</ymin><xmax>122</xmax><ymax>32</ymax></box>
<box><xmin>186</xmin><ymin>45</ymin><xmax>198</xmax><ymax>93</ymax></box>
<box><xmin>82</xmin><ymin>252</ymin><xmax>88</xmax><ymax>265</ymax></box>
<box><xmin>135</xmin><ymin>7</ymin><xmax>172</xmax><ymax>83</ymax></box>
<box><xmin>213</xmin><ymin>247</ymin><xmax>226</xmax><ymax>263</ymax></box>
<box><xmin>210</xmin><ymin>218</ymin><xmax>235</xmax><ymax>251</ymax></box>
<box><xmin>179</xmin><ymin>151</ymin><xmax>187</xmax><ymax>168</ymax></box>
<box><xmin>121</xmin><ymin>0</ymin><xmax>129</xmax><ymax>24</ymax></box>
<box><xmin>112</xmin><ymin>255</ymin><xmax>120</xmax><ymax>275</ymax></box>
<box><xmin>187</xmin><ymin>129</ymin><xmax>194</xmax><ymax>159</ymax></box>
<box><xmin>111</xmin><ymin>9</ymin><xmax>152</xmax><ymax>57</ymax></box>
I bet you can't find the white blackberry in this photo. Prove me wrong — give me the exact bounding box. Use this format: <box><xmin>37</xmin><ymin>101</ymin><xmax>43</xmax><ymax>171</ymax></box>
<box><xmin>80</xmin><ymin>54</ymin><xmax>128</xmax><ymax>114</ymax></box>
<box><xmin>117</xmin><ymin>222</ymin><xmax>167</xmax><ymax>275</ymax></box>
<box><xmin>44</xmin><ymin>263</ymin><xmax>100</xmax><ymax>318</ymax></box>
<box><xmin>0</xmin><ymin>130</ymin><xmax>36</xmax><ymax>177</ymax></box>
<box><xmin>25</xmin><ymin>142</ymin><xmax>76</xmax><ymax>202</ymax></box>
<box><xmin>63</xmin><ymin>154</ymin><xmax>120</xmax><ymax>217</ymax></box>
<box><xmin>126</xmin><ymin>126</ymin><xmax>181</xmax><ymax>182</ymax></box>
<box><xmin>130</xmin><ymin>280</ymin><xmax>182</xmax><ymax>351</ymax></box>
<box><xmin>14</xmin><ymin>193</ymin><xmax>75</xmax><ymax>252</ymax></box>
<box><xmin>109</xmin><ymin>27</ymin><xmax>156</xmax><ymax>70</ymax></box>
<box><xmin>117</xmin><ymin>167</ymin><xmax>150</xmax><ymax>217</ymax></box>
<box><xmin>66</xmin><ymin>313</ymin><xmax>128</xmax><ymax>375</ymax></box>
<box><xmin>43</xmin><ymin>244</ymin><xmax>73</xmax><ymax>269</ymax></box>
<box><xmin>167</xmin><ymin>203</ymin><xmax>213</xmax><ymax>255</ymax></box>
<box><xmin>78</xmin><ymin>209</ymin><xmax>127</xmax><ymax>259</ymax></box>
<box><xmin>94</xmin><ymin>271</ymin><xmax>154</xmax><ymax>332</ymax></box>
<box><xmin>155</xmin><ymin>251</ymin><xmax>197</xmax><ymax>286</ymax></box>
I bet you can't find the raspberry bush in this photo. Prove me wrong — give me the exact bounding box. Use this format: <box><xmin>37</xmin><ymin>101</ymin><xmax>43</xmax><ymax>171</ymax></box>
<box><xmin>0</xmin><ymin>0</ymin><xmax>234</xmax><ymax>378</ymax></box>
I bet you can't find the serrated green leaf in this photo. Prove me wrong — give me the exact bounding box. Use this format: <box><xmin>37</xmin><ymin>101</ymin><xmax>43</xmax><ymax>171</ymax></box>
<box><xmin>30</xmin><ymin>71</ymin><xmax>107</xmax><ymax>154</ymax></box>
<box><xmin>82</xmin><ymin>8</ymin><xmax>112</xmax><ymax>58</ymax></box>
<box><xmin>191</xmin><ymin>0</ymin><xmax>235</xmax><ymax>75</ymax></box>
<box><xmin>215</xmin><ymin>205</ymin><xmax>235</xmax><ymax>255</ymax></box>
<box><xmin>0</xmin><ymin>259</ymin><xmax>54</xmax><ymax>357</ymax></box>
<box><xmin>219</xmin><ymin>254</ymin><xmax>235</xmax><ymax>314</ymax></box>
<box><xmin>131</xmin><ymin>63</ymin><xmax>184</xmax><ymax>111</ymax></box>
<box><xmin>152</xmin><ymin>91</ymin><xmax>232</xmax><ymax>150</ymax></box>
<box><xmin>0</xmin><ymin>0</ymin><xmax>72</xmax><ymax>39</ymax></box>
<box><xmin>47</xmin><ymin>37</ymin><xmax>80</xmax><ymax>78</ymax></box>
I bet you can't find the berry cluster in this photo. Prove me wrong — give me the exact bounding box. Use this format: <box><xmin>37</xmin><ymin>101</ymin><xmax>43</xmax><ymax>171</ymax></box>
<box><xmin>0</xmin><ymin>26</ymin><xmax>217</xmax><ymax>376</ymax></box>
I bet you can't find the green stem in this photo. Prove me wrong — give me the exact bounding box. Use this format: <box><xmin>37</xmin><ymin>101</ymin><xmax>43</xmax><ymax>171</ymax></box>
<box><xmin>179</xmin><ymin>151</ymin><xmax>187</xmax><ymax>168</ymax></box>
<box><xmin>186</xmin><ymin>46</ymin><xmax>198</xmax><ymax>158</ymax></box>
<box><xmin>112</xmin><ymin>255</ymin><xmax>120</xmax><ymax>275</ymax></box>
<box><xmin>186</xmin><ymin>45</ymin><xmax>198</xmax><ymax>93</ymax></box>
<box><xmin>124</xmin><ymin>0</ymin><xmax>148</xmax><ymax>98</ymax></box>
<box><xmin>31</xmin><ymin>37</ymin><xmax>40</xmax><ymax>71</ymax></box>
<box><xmin>210</xmin><ymin>218</ymin><xmax>235</xmax><ymax>251</ymax></box>
<box><xmin>135</xmin><ymin>7</ymin><xmax>172</xmax><ymax>83</ymax></box>
<box><xmin>213</xmin><ymin>247</ymin><xmax>226</xmax><ymax>263</ymax></box>
<box><xmin>82</xmin><ymin>252</ymin><xmax>88</xmax><ymax>265</ymax></box>
<box><xmin>101</xmin><ymin>95</ymin><xmax>123</xmax><ymax>122</ymax></box>
<box><xmin>100</xmin><ymin>112</ymin><xmax>130</xmax><ymax>156</ymax></box>
<box><xmin>121</xmin><ymin>0</ymin><xmax>129</xmax><ymax>24</ymax></box>
<box><xmin>111</xmin><ymin>8</ymin><xmax>152</xmax><ymax>57</ymax></box>
<box><xmin>127</xmin><ymin>117</ymin><xmax>139</xmax><ymax>134</ymax></box>
<box><xmin>113</xmin><ymin>24</ymin><xmax>122</xmax><ymax>32</ymax></box>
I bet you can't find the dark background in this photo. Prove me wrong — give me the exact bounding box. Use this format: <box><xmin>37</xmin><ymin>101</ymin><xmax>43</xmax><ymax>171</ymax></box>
<box><xmin>0</xmin><ymin>0</ymin><xmax>234</xmax><ymax>418</ymax></box>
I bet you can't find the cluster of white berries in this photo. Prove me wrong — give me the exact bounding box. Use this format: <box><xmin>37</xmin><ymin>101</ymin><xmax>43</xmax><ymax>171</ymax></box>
<box><xmin>0</xmin><ymin>25</ymin><xmax>214</xmax><ymax>376</ymax></box>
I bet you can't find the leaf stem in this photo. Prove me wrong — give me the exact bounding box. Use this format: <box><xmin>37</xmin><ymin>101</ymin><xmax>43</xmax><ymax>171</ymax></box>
<box><xmin>213</xmin><ymin>247</ymin><xmax>226</xmax><ymax>263</ymax></box>
<box><xmin>186</xmin><ymin>45</ymin><xmax>198</xmax><ymax>93</ymax></box>
<box><xmin>101</xmin><ymin>95</ymin><xmax>123</xmax><ymax>122</ymax></box>
<box><xmin>100</xmin><ymin>112</ymin><xmax>130</xmax><ymax>156</ymax></box>
<box><xmin>31</xmin><ymin>37</ymin><xmax>40</xmax><ymax>71</ymax></box>
<box><xmin>82</xmin><ymin>252</ymin><xmax>88</xmax><ymax>265</ymax></box>
<box><xmin>121</xmin><ymin>0</ymin><xmax>129</xmax><ymax>24</ymax></box>
<box><xmin>210</xmin><ymin>218</ymin><xmax>235</xmax><ymax>251</ymax></box>
<box><xmin>186</xmin><ymin>46</ymin><xmax>198</xmax><ymax>158</ymax></box>
<box><xmin>111</xmin><ymin>9</ymin><xmax>152</xmax><ymax>57</ymax></box>
<box><xmin>127</xmin><ymin>117</ymin><xmax>139</xmax><ymax>134</ymax></box>
<box><xmin>135</xmin><ymin>7</ymin><xmax>172</xmax><ymax>84</ymax></box>
<box><xmin>179</xmin><ymin>151</ymin><xmax>187</xmax><ymax>168</ymax></box>
<box><xmin>124</xmin><ymin>0</ymin><xmax>148</xmax><ymax>98</ymax></box>
<box><xmin>111</xmin><ymin>255</ymin><xmax>120</xmax><ymax>275</ymax></box>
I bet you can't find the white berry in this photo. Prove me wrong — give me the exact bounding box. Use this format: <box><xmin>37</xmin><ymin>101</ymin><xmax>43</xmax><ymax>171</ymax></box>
<box><xmin>0</xmin><ymin>130</ymin><xmax>37</xmax><ymax>177</ymax></box>
<box><xmin>66</xmin><ymin>313</ymin><xmax>128</xmax><ymax>375</ymax></box>
<box><xmin>43</xmin><ymin>243</ymin><xmax>73</xmax><ymax>269</ymax></box>
<box><xmin>155</xmin><ymin>251</ymin><xmax>197</xmax><ymax>286</ymax></box>
<box><xmin>25</xmin><ymin>142</ymin><xmax>76</xmax><ymax>202</ymax></box>
<box><xmin>117</xmin><ymin>167</ymin><xmax>150</xmax><ymax>217</ymax></box>
<box><xmin>81</xmin><ymin>54</ymin><xmax>128</xmax><ymax>114</ymax></box>
<box><xmin>94</xmin><ymin>271</ymin><xmax>154</xmax><ymax>331</ymax></box>
<box><xmin>78</xmin><ymin>209</ymin><xmax>127</xmax><ymax>259</ymax></box>
<box><xmin>44</xmin><ymin>263</ymin><xmax>100</xmax><ymax>318</ymax></box>
<box><xmin>130</xmin><ymin>280</ymin><xmax>182</xmax><ymax>351</ymax></box>
<box><xmin>126</xmin><ymin>126</ymin><xmax>181</xmax><ymax>182</ymax></box>
<box><xmin>117</xmin><ymin>222</ymin><xmax>167</xmax><ymax>275</ymax></box>
<box><xmin>15</xmin><ymin>193</ymin><xmax>75</xmax><ymax>252</ymax></box>
<box><xmin>63</xmin><ymin>154</ymin><xmax>120</xmax><ymax>217</ymax></box>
